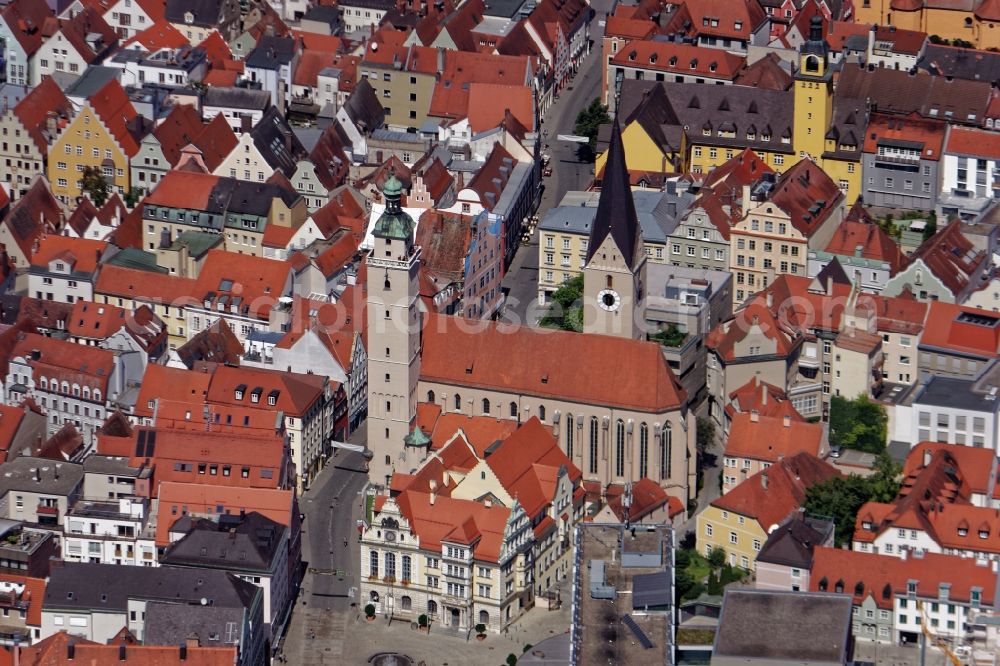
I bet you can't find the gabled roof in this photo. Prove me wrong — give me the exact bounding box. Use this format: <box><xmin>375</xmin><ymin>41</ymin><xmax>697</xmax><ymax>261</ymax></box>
<box><xmin>908</xmin><ymin>219</ymin><xmax>986</xmax><ymax>298</ymax></box>
<box><xmin>611</xmin><ymin>39</ymin><xmax>744</xmax><ymax>80</ymax></box>
<box><xmin>724</xmin><ymin>412</ymin><xmax>823</xmax><ymax>464</ymax></box>
<box><xmin>863</xmin><ymin>112</ymin><xmax>946</xmax><ymax>161</ymax></box>
<box><xmin>428</xmin><ymin>50</ymin><xmax>532</xmax><ymax>121</ymax></box>
<box><xmin>155</xmin><ymin>482</ymin><xmax>294</xmax><ymax>546</ymax></box>
<box><xmin>11</xmin><ymin>77</ymin><xmax>72</xmax><ymax>155</ymax></box>
<box><xmin>484</xmin><ymin>417</ymin><xmax>581</xmax><ymax>519</ymax></box>
<box><xmin>124</xmin><ymin>19</ymin><xmax>187</xmax><ymax>51</ymax></box>
<box><xmin>823</xmin><ymin>220</ymin><xmax>906</xmax><ymax>274</ymax></box>
<box><xmin>17</xmin><ymin>632</ymin><xmax>237</xmax><ymax>665</ymax></box>
<box><xmin>88</xmin><ymin>77</ymin><xmax>141</xmax><ymax>157</ymax></box>
<box><xmin>58</xmin><ymin>7</ymin><xmax>117</xmax><ymax>64</ymax></box>
<box><xmin>421</xmin><ymin>314</ymin><xmax>686</xmax><ymax>413</ymax></box>
<box><xmin>29</xmin><ymin>236</ymin><xmax>107</xmax><ymax>274</ymax></box>
<box><xmin>0</xmin><ymin>1</ymin><xmax>54</xmax><ymax>57</ymax></box>
<box><xmin>3</xmin><ymin>180</ymin><xmax>62</xmax><ymax>260</ymax></box>
<box><xmin>710</xmin><ymin>452</ymin><xmax>840</xmax><ymax>530</ymax></box>
<box><xmin>764</xmin><ymin>158</ymin><xmax>843</xmax><ymax>236</ymax></box>
<box><xmin>193</xmin><ymin>250</ymin><xmax>292</xmax><ymax>321</ymax></box>
<box><xmin>756</xmin><ymin>514</ymin><xmax>833</xmax><ymax>569</ymax></box>
<box><xmin>152</xmin><ymin>104</ymin><xmax>205</xmax><ymax>166</ymax></box>
<box><xmin>465</xmin><ymin>141</ymin><xmax>517</xmax><ymax>212</ymax></box>
<box><xmin>174</xmin><ymin>319</ymin><xmax>243</xmax><ymax>368</ymax></box>
<box><xmin>811</xmin><ymin>547</ymin><xmax>997</xmax><ymax>608</ymax></box>
<box><xmin>466</xmin><ymin>83</ymin><xmax>534</xmax><ymax>134</ymax></box>
<box><xmin>733</xmin><ymin>52</ymin><xmax>793</xmax><ymax>91</ymax></box>
<box><xmin>385</xmin><ymin>490</ymin><xmax>510</xmax><ymax>561</ymax></box>
<box><xmin>726</xmin><ymin>376</ymin><xmax>803</xmax><ymax>422</ymax></box>
<box><xmin>663</xmin><ymin>0</ymin><xmax>765</xmax><ymax>41</ymax></box>
<box><xmin>946</xmin><ymin>125</ymin><xmax>1000</xmax><ymax>160</ymax></box>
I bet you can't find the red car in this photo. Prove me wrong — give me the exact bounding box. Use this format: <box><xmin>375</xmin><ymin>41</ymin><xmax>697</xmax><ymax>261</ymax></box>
<box><xmin>542</xmin><ymin>166</ymin><xmax>552</xmax><ymax>177</ymax></box>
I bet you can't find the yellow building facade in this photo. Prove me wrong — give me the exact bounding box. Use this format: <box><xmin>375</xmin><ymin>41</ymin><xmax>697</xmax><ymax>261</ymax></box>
<box><xmin>854</xmin><ymin>0</ymin><xmax>1000</xmax><ymax>50</ymax></box>
<box><xmin>49</xmin><ymin>105</ymin><xmax>130</xmax><ymax>205</ymax></box>
<box><xmin>594</xmin><ymin>120</ymin><xmax>682</xmax><ymax>179</ymax></box>
<box><xmin>696</xmin><ymin>504</ymin><xmax>766</xmax><ymax>571</ymax></box>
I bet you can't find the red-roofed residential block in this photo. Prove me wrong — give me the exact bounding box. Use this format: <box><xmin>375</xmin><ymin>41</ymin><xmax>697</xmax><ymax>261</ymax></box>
<box><xmin>721</xmin><ymin>411</ymin><xmax>826</xmax><ymax>493</ymax></box>
<box><xmin>363</xmin><ymin>417</ymin><xmax>583</xmax><ymax>632</ymax></box>
<box><xmin>884</xmin><ymin>219</ymin><xmax>989</xmax><ymax>304</ymax></box>
<box><xmin>27</xmin><ymin>236</ymin><xmax>111</xmax><ymax>304</ymax></box>
<box><xmin>3</xmin><ymin>78</ymin><xmax>72</xmax><ymax>201</ymax></box>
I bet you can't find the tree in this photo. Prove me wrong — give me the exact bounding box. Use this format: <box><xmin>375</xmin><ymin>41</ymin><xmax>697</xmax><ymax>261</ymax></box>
<box><xmin>539</xmin><ymin>274</ymin><xmax>584</xmax><ymax>332</ymax></box>
<box><xmin>506</xmin><ymin>654</ymin><xmax>518</xmax><ymax>666</ymax></box>
<box><xmin>707</xmin><ymin>547</ymin><xmax>726</xmax><ymax>569</ymax></box>
<box><xmin>123</xmin><ymin>186</ymin><xmax>143</xmax><ymax>208</ymax></box>
<box><xmin>364</xmin><ymin>603</ymin><xmax>376</xmax><ymax>618</ymax></box>
<box><xmin>79</xmin><ymin>166</ymin><xmax>111</xmax><ymax>208</ymax></box>
<box><xmin>573</xmin><ymin>97</ymin><xmax>611</xmax><ymax>162</ymax></box>
<box><xmin>706</xmin><ymin>572</ymin><xmax>722</xmax><ymax>596</ymax></box>
<box><xmin>803</xmin><ymin>452</ymin><xmax>901</xmax><ymax>546</ymax></box>
<box><xmin>649</xmin><ymin>324</ymin><xmax>686</xmax><ymax>348</ymax></box>
<box><xmin>696</xmin><ymin>417</ymin><xmax>716</xmax><ymax>456</ymax></box>
<box><xmin>829</xmin><ymin>394</ymin><xmax>888</xmax><ymax>454</ymax></box>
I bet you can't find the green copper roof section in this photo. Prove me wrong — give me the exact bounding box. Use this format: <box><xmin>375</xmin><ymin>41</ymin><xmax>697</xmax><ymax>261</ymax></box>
<box><xmin>404</xmin><ymin>425</ymin><xmax>431</xmax><ymax>447</ymax></box>
<box><xmin>372</xmin><ymin>174</ymin><xmax>415</xmax><ymax>241</ymax></box>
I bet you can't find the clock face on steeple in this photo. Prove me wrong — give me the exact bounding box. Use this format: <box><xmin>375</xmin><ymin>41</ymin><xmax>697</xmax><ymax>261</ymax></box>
<box><xmin>598</xmin><ymin>289</ymin><xmax>621</xmax><ymax>312</ymax></box>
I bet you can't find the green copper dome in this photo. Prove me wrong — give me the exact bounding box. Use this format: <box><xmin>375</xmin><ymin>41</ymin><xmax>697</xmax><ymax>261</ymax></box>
<box><xmin>373</xmin><ymin>174</ymin><xmax>415</xmax><ymax>241</ymax></box>
<box><xmin>404</xmin><ymin>425</ymin><xmax>431</xmax><ymax>448</ymax></box>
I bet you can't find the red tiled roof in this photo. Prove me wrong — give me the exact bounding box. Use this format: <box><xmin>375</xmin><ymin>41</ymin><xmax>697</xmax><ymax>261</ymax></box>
<box><xmin>0</xmin><ymin>404</ymin><xmax>28</xmax><ymax>462</ymax></box>
<box><xmin>733</xmin><ymin>52</ymin><xmax>793</xmax><ymax>91</ymax></box>
<box><xmin>855</xmin><ymin>291</ymin><xmax>928</xmax><ymax>335</ymax></box>
<box><xmin>823</xmin><ymin>221</ymin><xmax>906</xmax><ymax>274</ymax></box>
<box><xmin>391</xmin><ymin>490</ymin><xmax>510</xmax><ymax>561</ymax></box>
<box><xmin>809</xmin><ymin>547</ymin><xmax>996</xmax><ymax>610</ymax></box>
<box><xmin>765</xmin><ymin>158</ymin><xmax>844</xmax><ymax>236</ymax></box>
<box><xmin>664</xmin><ymin>0</ymin><xmax>765</xmax><ymax>41</ymax></box>
<box><xmin>428</xmin><ymin>50</ymin><xmax>533</xmax><ymax>121</ymax></box>
<box><xmin>17</xmin><ymin>632</ymin><xmax>236</xmax><ymax>665</ymax></box>
<box><xmin>422</xmin><ymin>314</ymin><xmax>685</xmax><ymax>412</ymax></box>
<box><xmin>919</xmin><ymin>300</ymin><xmax>1000</xmax><ymax>358</ymax></box>
<box><xmin>144</xmin><ymin>170</ymin><xmax>219</xmax><ymax>208</ymax></box>
<box><xmin>67</xmin><ymin>300</ymin><xmax>130</xmax><ymax>339</ymax></box>
<box><xmin>124</xmin><ymin>19</ymin><xmax>187</xmax><ymax>50</ymax></box>
<box><xmin>205</xmin><ymin>364</ymin><xmax>325</xmax><ymax>417</ymax></box>
<box><xmin>908</xmin><ymin>218</ymin><xmax>986</xmax><ymax>297</ymax></box>
<box><xmin>29</xmin><ymin>236</ymin><xmax>107</xmax><ymax>274</ymax></box>
<box><xmin>424</xmin><ymin>410</ymin><xmax>519</xmax><ymax>457</ymax></box>
<box><xmin>726</xmin><ymin>377</ymin><xmax>803</xmax><ymax>423</ymax></box>
<box><xmin>946</xmin><ymin>125</ymin><xmax>1000</xmax><ymax>159</ymax></box>
<box><xmin>485</xmin><ymin>417</ymin><xmax>581</xmax><ymax>518</ymax></box>
<box><xmin>604</xmin><ymin>15</ymin><xmax>657</xmax><ymax>39</ymax></box>
<box><xmin>10</xmin><ymin>331</ymin><xmax>115</xmax><ymax>395</ymax></box>
<box><xmin>724</xmin><ymin>412</ymin><xmax>823</xmax><ymax>464</ymax></box>
<box><xmin>197</xmin><ymin>30</ymin><xmax>233</xmax><ymax>67</ymax></box>
<box><xmin>605</xmin><ymin>477</ymin><xmax>682</xmax><ymax>522</ymax></box>
<box><xmin>863</xmin><ymin>112</ymin><xmax>946</xmax><ymax>161</ymax></box>
<box><xmin>155</xmin><ymin>482</ymin><xmax>293</xmax><ymax>545</ymax></box>
<box><xmin>95</xmin><ymin>264</ymin><xmax>197</xmax><ymax>303</ymax></box>
<box><xmin>906</xmin><ymin>442</ymin><xmax>997</xmax><ymax>498</ymax></box>
<box><xmin>314</xmin><ymin>233</ymin><xmax>360</xmax><ymax>278</ymax></box>
<box><xmin>12</xmin><ymin>77</ymin><xmax>72</xmax><ymax>155</ymax></box>
<box><xmin>59</xmin><ymin>7</ymin><xmax>117</xmax><ymax>65</ymax></box>
<box><xmin>1</xmin><ymin>1</ymin><xmax>54</xmax><ymax>56</ymax></box>
<box><xmin>711</xmin><ymin>452</ymin><xmax>840</xmax><ymax>530</ymax></box>
<box><xmin>88</xmin><ymin>78</ymin><xmax>141</xmax><ymax>157</ymax></box>
<box><xmin>611</xmin><ymin>40</ymin><xmax>744</xmax><ymax>79</ymax></box>
<box><xmin>152</xmin><ymin>104</ymin><xmax>205</xmax><ymax>167</ymax></box>
<box><xmin>466</xmin><ymin>83</ymin><xmax>534</xmax><ymax>134</ymax></box>
<box><xmin>193</xmin><ymin>250</ymin><xmax>292</xmax><ymax>321</ymax></box>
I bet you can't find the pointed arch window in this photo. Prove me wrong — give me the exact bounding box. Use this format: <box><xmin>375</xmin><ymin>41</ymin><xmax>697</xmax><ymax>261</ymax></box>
<box><xmin>566</xmin><ymin>414</ymin><xmax>574</xmax><ymax>460</ymax></box>
<box><xmin>639</xmin><ymin>423</ymin><xmax>649</xmax><ymax>479</ymax></box>
<box><xmin>659</xmin><ymin>423</ymin><xmax>672</xmax><ymax>480</ymax></box>
<box><xmin>589</xmin><ymin>417</ymin><xmax>599</xmax><ymax>475</ymax></box>
<box><xmin>615</xmin><ymin>419</ymin><xmax>626</xmax><ymax>477</ymax></box>
<box><xmin>454</xmin><ymin>393</ymin><xmax>462</xmax><ymax>411</ymax></box>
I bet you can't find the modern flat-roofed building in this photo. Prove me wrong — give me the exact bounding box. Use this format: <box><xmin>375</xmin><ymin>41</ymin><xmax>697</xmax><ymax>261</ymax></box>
<box><xmin>571</xmin><ymin>523</ymin><xmax>676</xmax><ymax>665</ymax></box>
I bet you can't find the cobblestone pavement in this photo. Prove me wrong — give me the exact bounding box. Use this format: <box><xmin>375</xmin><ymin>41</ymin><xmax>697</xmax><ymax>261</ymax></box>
<box><xmin>284</xmin><ymin>602</ymin><xmax>570</xmax><ymax>666</ymax></box>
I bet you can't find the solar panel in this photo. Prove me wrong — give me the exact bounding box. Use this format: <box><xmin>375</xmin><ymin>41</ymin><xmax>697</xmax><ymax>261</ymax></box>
<box><xmin>146</xmin><ymin>431</ymin><xmax>157</xmax><ymax>457</ymax></box>
<box><xmin>622</xmin><ymin>614</ymin><xmax>653</xmax><ymax>649</ymax></box>
<box><xmin>135</xmin><ymin>430</ymin><xmax>147</xmax><ymax>457</ymax></box>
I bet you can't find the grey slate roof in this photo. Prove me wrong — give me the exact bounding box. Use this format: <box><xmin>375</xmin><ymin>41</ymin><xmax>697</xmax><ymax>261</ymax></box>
<box><xmin>342</xmin><ymin>79</ymin><xmax>385</xmax><ymax>133</ymax></box>
<box><xmin>0</xmin><ymin>457</ymin><xmax>83</xmax><ymax>497</ymax></box>
<box><xmin>618</xmin><ymin>79</ymin><xmax>794</xmax><ymax>155</ymax></box>
<box><xmin>918</xmin><ymin>44</ymin><xmax>1000</xmax><ymax>83</ymax></box>
<box><xmin>160</xmin><ymin>512</ymin><xmax>285</xmax><ymax>573</ymax></box>
<box><xmin>203</xmin><ymin>87</ymin><xmax>272</xmax><ymax>112</ymax></box>
<box><xmin>714</xmin><ymin>589</ymin><xmax>853</xmax><ymax>662</ymax></box>
<box><xmin>756</xmin><ymin>514</ymin><xmax>834</xmax><ymax>569</ymax></box>
<box><xmin>64</xmin><ymin>66</ymin><xmax>120</xmax><ymax>100</ymax></box>
<box><xmin>165</xmin><ymin>0</ymin><xmax>228</xmax><ymax>27</ymax></box>
<box><xmin>249</xmin><ymin>107</ymin><xmax>308</xmax><ymax>177</ymax></box>
<box><xmin>144</xmin><ymin>601</ymin><xmax>245</xmax><ymax>647</ymax></box>
<box><xmin>43</xmin><ymin>562</ymin><xmax>260</xmax><ymax>612</ymax></box>
<box><xmin>540</xmin><ymin>189</ymin><xmax>689</xmax><ymax>245</ymax></box>
<box><xmin>245</xmin><ymin>36</ymin><xmax>295</xmax><ymax>70</ymax></box>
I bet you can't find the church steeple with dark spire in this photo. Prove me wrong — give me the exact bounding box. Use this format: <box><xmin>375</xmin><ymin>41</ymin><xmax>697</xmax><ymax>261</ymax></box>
<box><xmin>587</xmin><ymin>115</ymin><xmax>643</xmax><ymax>269</ymax></box>
<box><xmin>582</xmin><ymin>113</ymin><xmax>647</xmax><ymax>340</ymax></box>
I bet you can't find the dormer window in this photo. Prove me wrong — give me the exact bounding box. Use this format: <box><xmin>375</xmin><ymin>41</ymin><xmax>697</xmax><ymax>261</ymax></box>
<box><xmin>628</xmin><ymin>50</ymin><xmax>636</xmax><ymax>61</ymax></box>
<box><xmin>958</xmin><ymin>526</ymin><xmax>968</xmax><ymax>537</ymax></box>
<box><xmin>251</xmin><ymin>387</ymin><xmax>262</xmax><ymax>403</ymax></box>
<box><xmin>184</xmin><ymin>11</ymin><xmax>194</xmax><ymax>24</ymax></box>
<box><xmin>235</xmin><ymin>384</ymin><xmax>247</xmax><ymax>401</ymax></box>
<box><xmin>862</xmin><ymin>520</ymin><xmax>872</xmax><ymax>530</ymax></box>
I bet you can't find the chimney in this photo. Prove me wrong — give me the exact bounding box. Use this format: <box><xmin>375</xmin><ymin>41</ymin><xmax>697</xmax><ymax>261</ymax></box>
<box><xmin>749</xmin><ymin>409</ymin><xmax>759</xmax><ymax>423</ymax></box>
<box><xmin>185</xmin><ymin>635</ymin><xmax>200</xmax><ymax>649</ymax></box>
<box><xmin>766</xmin><ymin>291</ymin><xmax>773</xmax><ymax>308</ymax></box>
<box><xmin>761</xmin><ymin>384</ymin><xmax>768</xmax><ymax>405</ymax></box>
<box><xmin>900</xmin><ymin>548</ymin><xmax>908</xmax><ymax>561</ymax></box>
<box><xmin>761</xmin><ymin>471</ymin><xmax>769</xmax><ymax>490</ymax></box>
<box><xmin>922</xmin><ymin>447</ymin><xmax>932</xmax><ymax>468</ymax></box>
<box><xmin>429</xmin><ymin>491</ymin><xmax>436</xmax><ymax>505</ymax></box>
<box><xmin>783</xmin><ymin>414</ymin><xmax>791</xmax><ymax>428</ymax></box>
